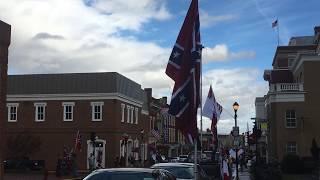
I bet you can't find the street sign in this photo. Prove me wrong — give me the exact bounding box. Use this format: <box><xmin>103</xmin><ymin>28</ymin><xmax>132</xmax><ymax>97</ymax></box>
<box><xmin>233</xmin><ymin>136</ymin><xmax>240</xmax><ymax>146</ymax></box>
<box><xmin>232</xmin><ymin>127</ymin><xmax>239</xmax><ymax>136</ymax></box>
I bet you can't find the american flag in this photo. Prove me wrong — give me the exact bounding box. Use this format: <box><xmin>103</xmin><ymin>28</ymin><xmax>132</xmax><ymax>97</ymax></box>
<box><xmin>272</xmin><ymin>19</ymin><xmax>278</xmax><ymax>28</ymax></box>
<box><xmin>160</xmin><ymin>108</ymin><xmax>170</xmax><ymax>143</ymax></box>
<box><xmin>151</xmin><ymin>128</ymin><xmax>161</xmax><ymax>141</ymax></box>
<box><xmin>74</xmin><ymin>130</ymin><xmax>82</xmax><ymax>152</ymax></box>
<box><xmin>203</xmin><ymin>85</ymin><xmax>223</xmax><ymax>147</ymax></box>
<box><xmin>165</xmin><ymin>0</ymin><xmax>201</xmax><ymax>143</ymax></box>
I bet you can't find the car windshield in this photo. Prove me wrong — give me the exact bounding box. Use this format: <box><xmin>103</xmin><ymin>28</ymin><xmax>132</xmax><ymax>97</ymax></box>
<box><xmin>154</xmin><ymin>166</ymin><xmax>194</xmax><ymax>179</ymax></box>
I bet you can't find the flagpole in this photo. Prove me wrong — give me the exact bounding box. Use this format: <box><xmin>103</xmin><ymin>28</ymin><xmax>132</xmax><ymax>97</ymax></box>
<box><xmin>200</xmin><ymin>45</ymin><xmax>204</xmax><ymax>155</ymax></box>
<box><xmin>276</xmin><ymin>18</ymin><xmax>280</xmax><ymax>46</ymax></box>
<box><xmin>194</xmin><ymin>139</ymin><xmax>198</xmax><ymax>180</ymax></box>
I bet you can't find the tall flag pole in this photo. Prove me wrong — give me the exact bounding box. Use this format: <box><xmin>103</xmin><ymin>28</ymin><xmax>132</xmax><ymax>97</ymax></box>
<box><xmin>165</xmin><ymin>0</ymin><xmax>201</xmax><ymax>178</ymax></box>
<box><xmin>203</xmin><ymin>85</ymin><xmax>223</xmax><ymax>151</ymax></box>
<box><xmin>272</xmin><ymin>19</ymin><xmax>279</xmax><ymax>46</ymax></box>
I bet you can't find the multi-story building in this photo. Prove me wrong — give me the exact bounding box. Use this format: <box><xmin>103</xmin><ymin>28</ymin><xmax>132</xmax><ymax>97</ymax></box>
<box><xmin>5</xmin><ymin>72</ymin><xmax>150</xmax><ymax>171</ymax></box>
<box><xmin>254</xmin><ymin>97</ymin><xmax>268</xmax><ymax>162</ymax></box>
<box><xmin>144</xmin><ymin>88</ymin><xmax>184</xmax><ymax>158</ymax></box>
<box><xmin>0</xmin><ymin>20</ymin><xmax>11</xmax><ymax>178</ymax></box>
<box><xmin>262</xmin><ymin>25</ymin><xmax>320</xmax><ymax>162</ymax></box>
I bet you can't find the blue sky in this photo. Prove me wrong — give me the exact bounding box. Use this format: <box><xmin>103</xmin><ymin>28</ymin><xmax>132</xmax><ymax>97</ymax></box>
<box><xmin>0</xmin><ymin>0</ymin><xmax>319</xmax><ymax>134</ymax></box>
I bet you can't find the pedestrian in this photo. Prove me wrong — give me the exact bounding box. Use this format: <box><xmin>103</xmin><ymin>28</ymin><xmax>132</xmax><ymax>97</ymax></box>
<box><xmin>88</xmin><ymin>153</ymin><xmax>95</xmax><ymax>171</ymax></box>
<box><xmin>71</xmin><ymin>153</ymin><xmax>78</xmax><ymax>178</ymax></box>
<box><xmin>119</xmin><ymin>156</ymin><xmax>125</xmax><ymax>167</ymax></box>
<box><xmin>114</xmin><ymin>156</ymin><xmax>120</xmax><ymax>167</ymax></box>
<box><xmin>55</xmin><ymin>154</ymin><xmax>62</xmax><ymax>177</ymax></box>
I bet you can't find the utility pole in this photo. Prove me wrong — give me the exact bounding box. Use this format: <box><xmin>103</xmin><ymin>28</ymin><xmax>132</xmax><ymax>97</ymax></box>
<box><xmin>0</xmin><ymin>20</ymin><xmax>11</xmax><ymax>180</ymax></box>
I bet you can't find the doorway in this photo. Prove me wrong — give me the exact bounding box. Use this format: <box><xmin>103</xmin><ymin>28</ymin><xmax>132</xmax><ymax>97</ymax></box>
<box><xmin>87</xmin><ymin>139</ymin><xmax>106</xmax><ymax>169</ymax></box>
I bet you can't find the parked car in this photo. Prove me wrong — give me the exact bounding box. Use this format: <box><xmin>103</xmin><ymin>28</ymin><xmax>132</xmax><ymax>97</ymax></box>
<box><xmin>178</xmin><ymin>155</ymin><xmax>188</xmax><ymax>162</ymax></box>
<box><xmin>83</xmin><ymin>168</ymin><xmax>176</xmax><ymax>180</ymax></box>
<box><xmin>169</xmin><ymin>157</ymin><xmax>180</xmax><ymax>162</ymax></box>
<box><xmin>151</xmin><ymin>163</ymin><xmax>211</xmax><ymax>180</ymax></box>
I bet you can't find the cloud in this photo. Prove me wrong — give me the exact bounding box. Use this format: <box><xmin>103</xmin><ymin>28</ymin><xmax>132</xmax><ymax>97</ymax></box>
<box><xmin>203</xmin><ymin>44</ymin><xmax>256</xmax><ymax>63</ymax></box>
<box><xmin>85</xmin><ymin>0</ymin><xmax>171</xmax><ymax>31</ymax></box>
<box><xmin>33</xmin><ymin>32</ymin><xmax>65</xmax><ymax>40</ymax></box>
<box><xmin>200</xmin><ymin>68</ymin><xmax>268</xmax><ymax>134</ymax></box>
<box><xmin>200</xmin><ymin>10</ymin><xmax>237</xmax><ymax>27</ymax></box>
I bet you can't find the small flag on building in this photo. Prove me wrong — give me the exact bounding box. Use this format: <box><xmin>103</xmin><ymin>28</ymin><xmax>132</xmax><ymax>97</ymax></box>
<box><xmin>272</xmin><ymin>19</ymin><xmax>278</xmax><ymax>28</ymax></box>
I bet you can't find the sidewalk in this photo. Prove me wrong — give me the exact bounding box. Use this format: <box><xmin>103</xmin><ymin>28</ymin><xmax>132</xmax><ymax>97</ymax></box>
<box><xmin>238</xmin><ymin>169</ymin><xmax>251</xmax><ymax>180</ymax></box>
<box><xmin>231</xmin><ymin>167</ymin><xmax>251</xmax><ymax>180</ymax></box>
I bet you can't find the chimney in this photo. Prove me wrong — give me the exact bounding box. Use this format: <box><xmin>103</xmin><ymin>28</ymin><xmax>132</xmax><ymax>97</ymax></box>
<box><xmin>161</xmin><ymin>97</ymin><xmax>167</xmax><ymax>105</ymax></box>
<box><xmin>314</xmin><ymin>26</ymin><xmax>320</xmax><ymax>43</ymax></box>
<box><xmin>144</xmin><ymin>88</ymin><xmax>152</xmax><ymax>100</ymax></box>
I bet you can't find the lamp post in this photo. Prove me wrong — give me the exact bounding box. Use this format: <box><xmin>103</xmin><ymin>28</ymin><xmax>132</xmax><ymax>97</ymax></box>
<box><xmin>233</xmin><ymin>102</ymin><xmax>239</xmax><ymax>180</ymax></box>
<box><xmin>122</xmin><ymin>133</ymin><xmax>129</xmax><ymax>167</ymax></box>
<box><xmin>140</xmin><ymin>129</ymin><xmax>144</xmax><ymax>167</ymax></box>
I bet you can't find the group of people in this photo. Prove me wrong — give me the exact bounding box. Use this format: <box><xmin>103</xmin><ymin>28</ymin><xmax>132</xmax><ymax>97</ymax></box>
<box><xmin>220</xmin><ymin>148</ymin><xmax>246</xmax><ymax>180</ymax></box>
<box><xmin>55</xmin><ymin>147</ymin><xmax>78</xmax><ymax>178</ymax></box>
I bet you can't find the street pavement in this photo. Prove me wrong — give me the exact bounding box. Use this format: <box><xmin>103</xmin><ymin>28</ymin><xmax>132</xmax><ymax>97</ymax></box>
<box><xmin>238</xmin><ymin>169</ymin><xmax>251</xmax><ymax>180</ymax></box>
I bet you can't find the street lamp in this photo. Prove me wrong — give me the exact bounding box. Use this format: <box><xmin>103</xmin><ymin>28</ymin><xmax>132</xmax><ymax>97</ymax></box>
<box><xmin>233</xmin><ymin>102</ymin><xmax>239</xmax><ymax>180</ymax></box>
<box><xmin>122</xmin><ymin>133</ymin><xmax>129</xmax><ymax>167</ymax></box>
<box><xmin>140</xmin><ymin>129</ymin><xmax>144</xmax><ymax>167</ymax></box>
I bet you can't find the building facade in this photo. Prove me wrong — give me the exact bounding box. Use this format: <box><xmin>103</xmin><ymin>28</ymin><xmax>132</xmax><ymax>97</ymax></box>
<box><xmin>144</xmin><ymin>88</ymin><xmax>184</xmax><ymax>158</ymax></box>
<box><xmin>262</xmin><ymin>26</ymin><xmax>320</xmax><ymax>162</ymax></box>
<box><xmin>5</xmin><ymin>72</ymin><xmax>150</xmax><ymax>171</ymax></box>
<box><xmin>0</xmin><ymin>20</ymin><xmax>11</xmax><ymax>179</ymax></box>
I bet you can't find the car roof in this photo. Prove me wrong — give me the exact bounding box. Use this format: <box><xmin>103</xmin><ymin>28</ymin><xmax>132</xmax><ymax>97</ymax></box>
<box><xmin>94</xmin><ymin>168</ymin><xmax>156</xmax><ymax>173</ymax></box>
<box><xmin>152</xmin><ymin>163</ymin><xmax>195</xmax><ymax>168</ymax></box>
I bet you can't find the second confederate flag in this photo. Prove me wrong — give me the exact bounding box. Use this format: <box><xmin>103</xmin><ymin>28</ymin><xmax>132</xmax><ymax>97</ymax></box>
<box><xmin>203</xmin><ymin>85</ymin><xmax>223</xmax><ymax>146</ymax></box>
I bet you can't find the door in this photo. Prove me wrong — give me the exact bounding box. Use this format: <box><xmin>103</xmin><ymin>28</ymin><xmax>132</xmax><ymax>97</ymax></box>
<box><xmin>87</xmin><ymin>139</ymin><xmax>106</xmax><ymax>169</ymax></box>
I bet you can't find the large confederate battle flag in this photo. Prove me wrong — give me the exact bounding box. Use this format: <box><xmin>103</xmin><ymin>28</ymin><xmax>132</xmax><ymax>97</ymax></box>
<box><xmin>166</xmin><ymin>0</ymin><xmax>201</xmax><ymax>142</ymax></box>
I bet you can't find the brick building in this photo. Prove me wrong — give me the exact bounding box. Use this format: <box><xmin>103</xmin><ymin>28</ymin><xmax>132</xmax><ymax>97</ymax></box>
<box><xmin>0</xmin><ymin>20</ymin><xmax>11</xmax><ymax>179</ymax></box>
<box><xmin>261</xmin><ymin>25</ymin><xmax>320</xmax><ymax>162</ymax></box>
<box><xmin>144</xmin><ymin>88</ymin><xmax>185</xmax><ymax>158</ymax></box>
<box><xmin>5</xmin><ymin>72</ymin><xmax>150</xmax><ymax>171</ymax></box>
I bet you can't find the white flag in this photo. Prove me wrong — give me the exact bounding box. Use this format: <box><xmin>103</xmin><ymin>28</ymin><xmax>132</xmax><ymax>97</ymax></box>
<box><xmin>203</xmin><ymin>85</ymin><xmax>222</xmax><ymax>120</ymax></box>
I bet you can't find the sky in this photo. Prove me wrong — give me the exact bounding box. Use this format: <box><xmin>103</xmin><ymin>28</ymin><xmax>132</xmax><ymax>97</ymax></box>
<box><xmin>0</xmin><ymin>0</ymin><xmax>319</xmax><ymax>134</ymax></box>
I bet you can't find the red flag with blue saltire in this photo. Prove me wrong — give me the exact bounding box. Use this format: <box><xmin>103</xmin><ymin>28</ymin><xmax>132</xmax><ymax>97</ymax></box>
<box><xmin>165</xmin><ymin>0</ymin><xmax>201</xmax><ymax>143</ymax></box>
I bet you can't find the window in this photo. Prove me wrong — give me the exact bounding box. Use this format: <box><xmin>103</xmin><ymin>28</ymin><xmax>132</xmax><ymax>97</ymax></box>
<box><xmin>63</xmin><ymin>102</ymin><xmax>74</xmax><ymax>121</ymax></box>
<box><xmin>7</xmin><ymin>103</ymin><xmax>19</xmax><ymax>122</ymax></box>
<box><xmin>34</xmin><ymin>103</ymin><xmax>46</xmax><ymax>122</ymax></box>
<box><xmin>135</xmin><ymin>107</ymin><xmax>138</xmax><ymax>124</ymax></box>
<box><xmin>286</xmin><ymin>142</ymin><xmax>297</xmax><ymax>154</ymax></box>
<box><xmin>286</xmin><ymin>110</ymin><xmax>296</xmax><ymax>128</ymax></box>
<box><xmin>121</xmin><ymin>103</ymin><xmax>125</xmax><ymax>122</ymax></box>
<box><xmin>150</xmin><ymin>116</ymin><xmax>153</xmax><ymax>130</ymax></box>
<box><xmin>127</xmin><ymin>105</ymin><xmax>130</xmax><ymax>123</ymax></box>
<box><xmin>130</xmin><ymin>106</ymin><xmax>134</xmax><ymax>124</ymax></box>
<box><xmin>91</xmin><ymin>102</ymin><xmax>104</xmax><ymax>121</ymax></box>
